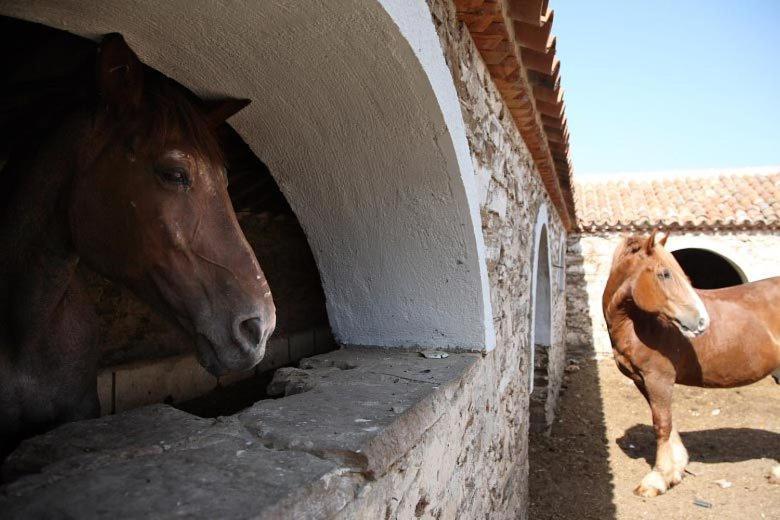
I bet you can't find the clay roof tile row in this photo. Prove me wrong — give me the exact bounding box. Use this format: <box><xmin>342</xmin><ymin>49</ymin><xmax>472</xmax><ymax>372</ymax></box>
<box><xmin>454</xmin><ymin>0</ymin><xmax>575</xmax><ymax>230</ymax></box>
<box><xmin>575</xmin><ymin>171</ymin><xmax>780</xmax><ymax>232</ymax></box>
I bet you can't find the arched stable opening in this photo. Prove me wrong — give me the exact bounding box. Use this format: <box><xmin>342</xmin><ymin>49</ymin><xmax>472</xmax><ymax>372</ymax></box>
<box><xmin>529</xmin><ymin>206</ymin><xmax>552</xmax><ymax>432</ymax></box>
<box><xmin>0</xmin><ymin>0</ymin><xmax>495</xmax><ymax>417</ymax></box>
<box><xmin>671</xmin><ymin>248</ymin><xmax>746</xmax><ymax>289</ymax></box>
<box><xmin>0</xmin><ymin>16</ymin><xmax>333</xmax><ymax>416</ymax></box>
<box><xmin>0</xmin><ymin>0</ymin><xmax>493</xmax><ymax>352</ymax></box>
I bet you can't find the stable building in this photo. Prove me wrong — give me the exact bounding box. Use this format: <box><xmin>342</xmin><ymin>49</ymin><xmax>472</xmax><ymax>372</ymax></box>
<box><xmin>1</xmin><ymin>1</ymin><xmax>576</xmax><ymax>518</ymax></box>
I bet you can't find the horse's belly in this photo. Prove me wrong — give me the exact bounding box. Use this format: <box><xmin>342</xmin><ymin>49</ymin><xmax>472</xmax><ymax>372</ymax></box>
<box><xmin>689</xmin><ymin>353</ymin><xmax>778</xmax><ymax>388</ymax></box>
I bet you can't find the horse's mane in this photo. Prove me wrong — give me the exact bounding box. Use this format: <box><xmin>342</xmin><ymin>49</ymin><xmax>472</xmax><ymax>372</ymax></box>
<box><xmin>609</xmin><ymin>234</ymin><xmax>645</xmax><ymax>273</ymax></box>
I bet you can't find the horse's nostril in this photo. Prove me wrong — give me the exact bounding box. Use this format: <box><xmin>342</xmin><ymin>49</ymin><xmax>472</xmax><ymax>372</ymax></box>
<box><xmin>698</xmin><ymin>317</ymin><xmax>707</xmax><ymax>328</ymax></box>
<box><xmin>238</xmin><ymin>317</ymin><xmax>264</xmax><ymax>348</ymax></box>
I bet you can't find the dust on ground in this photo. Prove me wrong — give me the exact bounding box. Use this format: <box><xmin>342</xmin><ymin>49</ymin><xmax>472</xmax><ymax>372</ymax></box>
<box><xmin>529</xmin><ymin>358</ymin><xmax>779</xmax><ymax>519</ymax></box>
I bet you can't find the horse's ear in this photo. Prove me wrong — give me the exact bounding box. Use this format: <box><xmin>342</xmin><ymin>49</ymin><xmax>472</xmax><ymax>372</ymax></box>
<box><xmin>659</xmin><ymin>231</ymin><xmax>670</xmax><ymax>247</ymax></box>
<box><xmin>204</xmin><ymin>98</ymin><xmax>251</xmax><ymax>128</ymax></box>
<box><xmin>645</xmin><ymin>229</ymin><xmax>658</xmax><ymax>255</ymax></box>
<box><xmin>96</xmin><ymin>33</ymin><xmax>144</xmax><ymax>109</ymax></box>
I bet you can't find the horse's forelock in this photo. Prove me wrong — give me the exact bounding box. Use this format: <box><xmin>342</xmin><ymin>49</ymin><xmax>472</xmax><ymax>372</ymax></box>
<box><xmin>106</xmin><ymin>74</ymin><xmax>224</xmax><ymax>167</ymax></box>
<box><xmin>609</xmin><ymin>234</ymin><xmax>646</xmax><ymax>275</ymax></box>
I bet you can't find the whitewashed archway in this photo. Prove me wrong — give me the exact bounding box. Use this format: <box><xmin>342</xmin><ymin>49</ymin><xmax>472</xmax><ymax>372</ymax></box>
<box><xmin>529</xmin><ymin>203</ymin><xmax>553</xmax><ymax>392</ymax></box>
<box><xmin>2</xmin><ymin>0</ymin><xmax>496</xmax><ymax>351</ymax></box>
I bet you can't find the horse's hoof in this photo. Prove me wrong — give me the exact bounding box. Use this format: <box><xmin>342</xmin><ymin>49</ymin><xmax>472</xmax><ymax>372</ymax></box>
<box><xmin>634</xmin><ymin>485</ymin><xmax>661</xmax><ymax>498</ymax></box>
<box><xmin>769</xmin><ymin>465</ymin><xmax>780</xmax><ymax>485</ymax></box>
<box><xmin>634</xmin><ymin>471</ymin><xmax>667</xmax><ymax>497</ymax></box>
<box><xmin>670</xmin><ymin>470</ymin><xmax>684</xmax><ymax>486</ymax></box>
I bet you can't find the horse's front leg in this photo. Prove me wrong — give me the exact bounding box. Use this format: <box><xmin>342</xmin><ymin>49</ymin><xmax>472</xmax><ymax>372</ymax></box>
<box><xmin>634</xmin><ymin>375</ymin><xmax>688</xmax><ymax>497</ymax></box>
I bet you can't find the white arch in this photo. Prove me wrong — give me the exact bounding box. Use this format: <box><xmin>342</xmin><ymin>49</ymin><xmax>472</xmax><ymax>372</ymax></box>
<box><xmin>529</xmin><ymin>203</ymin><xmax>553</xmax><ymax>392</ymax></box>
<box><xmin>2</xmin><ymin>0</ymin><xmax>496</xmax><ymax>351</ymax></box>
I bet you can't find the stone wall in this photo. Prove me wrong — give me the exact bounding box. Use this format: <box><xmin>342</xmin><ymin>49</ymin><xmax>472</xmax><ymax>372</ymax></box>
<box><xmin>361</xmin><ymin>1</ymin><xmax>570</xmax><ymax>516</ymax></box>
<box><xmin>565</xmin><ymin>230</ymin><xmax>780</xmax><ymax>358</ymax></box>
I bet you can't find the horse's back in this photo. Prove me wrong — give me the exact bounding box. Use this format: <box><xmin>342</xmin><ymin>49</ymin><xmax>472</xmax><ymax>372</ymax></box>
<box><xmin>699</xmin><ymin>276</ymin><xmax>780</xmax><ymax>333</ymax></box>
<box><xmin>686</xmin><ymin>276</ymin><xmax>780</xmax><ymax>387</ymax></box>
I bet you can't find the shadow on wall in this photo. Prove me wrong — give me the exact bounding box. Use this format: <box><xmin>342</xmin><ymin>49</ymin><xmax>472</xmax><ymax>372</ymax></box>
<box><xmin>564</xmin><ymin>234</ymin><xmax>597</xmax><ymax>358</ymax></box>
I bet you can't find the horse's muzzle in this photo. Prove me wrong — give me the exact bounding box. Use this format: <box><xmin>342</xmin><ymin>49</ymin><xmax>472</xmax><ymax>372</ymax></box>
<box><xmin>674</xmin><ymin>313</ymin><xmax>709</xmax><ymax>339</ymax></box>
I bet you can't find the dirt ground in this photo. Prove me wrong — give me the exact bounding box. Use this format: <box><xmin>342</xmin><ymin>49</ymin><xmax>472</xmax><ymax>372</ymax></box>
<box><xmin>529</xmin><ymin>358</ymin><xmax>779</xmax><ymax>520</ymax></box>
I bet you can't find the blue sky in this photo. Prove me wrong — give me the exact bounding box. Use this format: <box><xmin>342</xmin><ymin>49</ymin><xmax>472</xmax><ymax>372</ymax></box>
<box><xmin>553</xmin><ymin>0</ymin><xmax>780</xmax><ymax>177</ymax></box>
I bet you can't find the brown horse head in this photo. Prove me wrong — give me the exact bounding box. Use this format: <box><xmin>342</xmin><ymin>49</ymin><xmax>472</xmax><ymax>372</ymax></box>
<box><xmin>613</xmin><ymin>231</ymin><xmax>709</xmax><ymax>338</ymax></box>
<box><xmin>68</xmin><ymin>34</ymin><xmax>275</xmax><ymax>375</ymax></box>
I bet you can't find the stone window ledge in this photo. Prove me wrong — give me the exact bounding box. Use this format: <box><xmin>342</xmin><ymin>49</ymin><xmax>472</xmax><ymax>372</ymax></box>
<box><xmin>0</xmin><ymin>348</ymin><xmax>479</xmax><ymax>519</ymax></box>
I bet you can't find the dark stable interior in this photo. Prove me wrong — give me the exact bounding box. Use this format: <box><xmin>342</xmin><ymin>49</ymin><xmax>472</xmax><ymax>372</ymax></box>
<box><xmin>672</xmin><ymin>248</ymin><xmax>744</xmax><ymax>289</ymax></box>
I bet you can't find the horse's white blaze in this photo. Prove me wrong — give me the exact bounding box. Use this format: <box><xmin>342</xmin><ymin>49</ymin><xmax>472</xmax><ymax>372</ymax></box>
<box><xmin>689</xmin><ymin>286</ymin><xmax>710</xmax><ymax>330</ymax></box>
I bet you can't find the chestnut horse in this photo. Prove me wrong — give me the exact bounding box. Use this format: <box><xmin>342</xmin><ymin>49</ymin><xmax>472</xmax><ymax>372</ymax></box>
<box><xmin>0</xmin><ymin>34</ymin><xmax>275</xmax><ymax>455</ymax></box>
<box><xmin>603</xmin><ymin>231</ymin><xmax>780</xmax><ymax>497</ymax></box>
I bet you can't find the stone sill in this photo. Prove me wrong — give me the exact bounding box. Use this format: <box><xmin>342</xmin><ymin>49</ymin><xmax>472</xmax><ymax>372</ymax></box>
<box><xmin>1</xmin><ymin>348</ymin><xmax>480</xmax><ymax>519</ymax></box>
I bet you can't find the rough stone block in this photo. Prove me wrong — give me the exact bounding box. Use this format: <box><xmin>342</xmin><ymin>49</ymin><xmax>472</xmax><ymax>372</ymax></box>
<box><xmin>266</xmin><ymin>367</ymin><xmax>317</xmax><ymax>397</ymax></box>
<box><xmin>0</xmin><ymin>405</ymin><xmax>359</xmax><ymax>519</ymax></box>
<box><xmin>1</xmin><ymin>351</ymin><xmax>479</xmax><ymax>519</ymax></box>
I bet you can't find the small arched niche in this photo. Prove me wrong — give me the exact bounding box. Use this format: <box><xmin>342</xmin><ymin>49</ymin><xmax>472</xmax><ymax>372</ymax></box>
<box><xmin>671</xmin><ymin>248</ymin><xmax>746</xmax><ymax>289</ymax></box>
<box><xmin>529</xmin><ymin>205</ymin><xmax>552</xmax><ymax>431</ymax></box>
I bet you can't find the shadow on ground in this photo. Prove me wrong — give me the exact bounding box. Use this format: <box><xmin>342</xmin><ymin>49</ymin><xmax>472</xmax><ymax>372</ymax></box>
<box><xmin>528</xmin><ymin>359</ymin><xmax>616</xmax><ymax>520</ymax></box>
<box><xmin>617</xmin><ymin>425</ymin><xmax>780</xmax><ymax>466</ymax></box>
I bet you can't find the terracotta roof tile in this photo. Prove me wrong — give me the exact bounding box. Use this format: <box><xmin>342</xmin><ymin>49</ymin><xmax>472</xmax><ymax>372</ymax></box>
<box><xmin>454</xmin><ymin>0</ymin><xmax>575</xmax><ymax>229</ymax></box>
<box><xmin>574</xmin><ymin>171</ymin><xmax>780</xmax><ymax>231</ymax></box>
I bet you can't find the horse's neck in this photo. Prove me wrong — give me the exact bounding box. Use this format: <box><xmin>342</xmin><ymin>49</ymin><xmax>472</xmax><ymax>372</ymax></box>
<box><xmin>0</xmin><ymin>113</ymin><xmax>87</xmax><ymax>343</ymax></box>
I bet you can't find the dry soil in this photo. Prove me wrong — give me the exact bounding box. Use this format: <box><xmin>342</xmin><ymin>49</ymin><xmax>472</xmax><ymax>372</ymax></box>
<box><xmin>529</xmin><ymin>358</ymin><xmax>779</xmax><ymax>519</ymax></box>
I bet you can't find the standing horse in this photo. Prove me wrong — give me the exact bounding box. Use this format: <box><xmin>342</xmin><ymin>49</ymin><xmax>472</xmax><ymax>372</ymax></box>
<box><xmin>0</xmin><ymin>34</ymin><xmax>276</xmax><ymax>454</ymax></box>
<box><xmin>603</xmin><ymin>231</ymin><xmax>780</xmax><ymax>497</ymax></box>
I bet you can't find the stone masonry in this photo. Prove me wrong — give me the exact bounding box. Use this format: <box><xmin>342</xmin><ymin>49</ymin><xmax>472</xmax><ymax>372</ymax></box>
<box><xmin>426</xmin><ymin>0</ymin><xmax>568</xmax><ymax>516</ymax></box>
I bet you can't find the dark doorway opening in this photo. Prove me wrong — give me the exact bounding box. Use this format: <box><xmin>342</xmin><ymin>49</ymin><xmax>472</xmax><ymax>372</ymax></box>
<box><xmin>671</xmin><ymin>248</ymin><xmax>745</xmax><ymax>289</ymax></box>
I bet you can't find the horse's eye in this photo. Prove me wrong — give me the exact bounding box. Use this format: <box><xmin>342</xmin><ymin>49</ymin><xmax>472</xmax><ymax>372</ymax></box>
<box><xmin>657</xmin><ymin>269</ymin><xmax>671</xmax><ymax>280</ymax></box>
<box><xmin>155</xmin><ymin>166</ymin><xmax>191</xmax><ymax>188</ymax></box>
